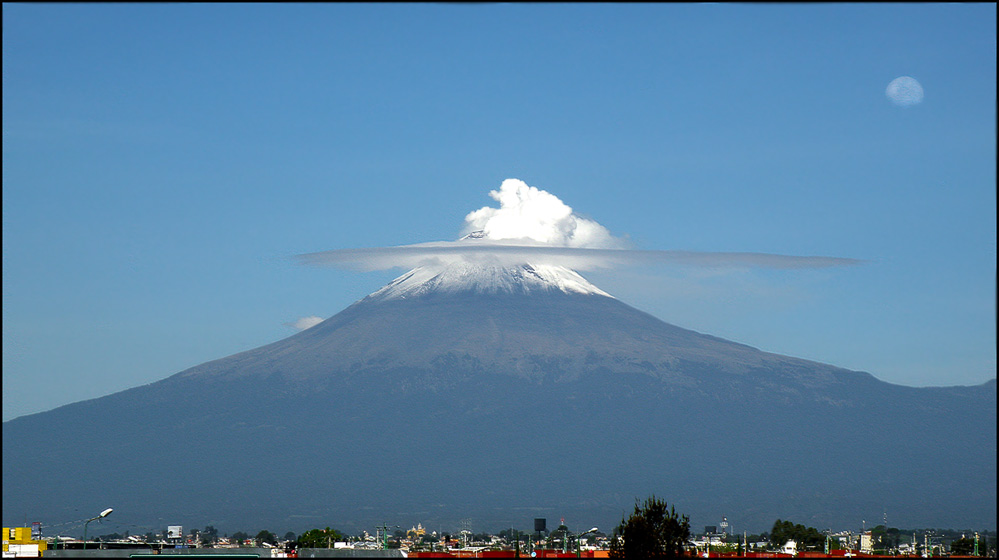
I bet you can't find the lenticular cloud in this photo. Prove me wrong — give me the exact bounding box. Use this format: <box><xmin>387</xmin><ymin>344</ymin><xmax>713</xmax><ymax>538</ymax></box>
<box><xmin>296</xmin><ymin>178</ymin><xmax>862</xmax><ymax>271</ymax></box>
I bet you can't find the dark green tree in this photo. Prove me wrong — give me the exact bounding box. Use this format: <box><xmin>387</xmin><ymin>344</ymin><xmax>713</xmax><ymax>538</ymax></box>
<box><xmin>230</xmin><ymin>531</ymin><xmax>249</xmax><ymax>546</ymax></box>
<box><xmin>297</xmin><ymin>527</ymin><xmax>344</xmax><ymax>548</ymax></box>
<box><xmin>609</xmin><ymin>495</ymin><xmax>691</xmax><ymax>558</ymax></box>
<box><xmin>768</xmin><ymin>519</ymin><xmax>827</xmax><ymax>550</ymax></box>
<box><xmin>547</xmin><ymin>524</ymin><xmax>570</xmax><ymax>549</ymax></box>
<box><xmin>867</xmin><ymin>525</ymin><xmax>900</xmax><ymax>552</ymax></box>
<box><xmin>201</xmin><ymin>525</ymin><xmax>219</xmax><ymax>545</ymax></box>
<box><xmin>256</xmin><ymin>530</ymin><xmax>277</xmax><ymax>546</ymax></box>
<box><xmin>98</xmin><ymin>532</ymin><xmax>123</xmax><ymax>542</ymax></box>
<box><xmin>283</xmin><ymin>532</ymin><xmax>296</xmax><ymax>543</ymax></box>
<box><xmin>950</xmin><ymin>537</ymin><xmax>975</xmax><ymax>556</ymax></box>
<box><xmin>498</xmin><ymin>529</ymin><xmax>523</xmax><ymax>541</ymax></box>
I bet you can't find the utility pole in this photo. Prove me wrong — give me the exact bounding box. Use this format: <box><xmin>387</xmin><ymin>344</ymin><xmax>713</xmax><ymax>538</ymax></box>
<box><xmin>375</xmin><ymin>524</ymin><xmax>394</xmax><ymax>550</ymax></box>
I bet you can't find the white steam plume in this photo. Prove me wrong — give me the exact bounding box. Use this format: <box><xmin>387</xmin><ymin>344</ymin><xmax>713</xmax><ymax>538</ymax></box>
<box><xmin>296</xmin><ymin>178</ymin><xmax>863</xmax><ymax>271</ymax></box>
<box><xmin>463</xmin><ymin>179</ymin><xmax>625</xmax><ymax>248</ymax></box>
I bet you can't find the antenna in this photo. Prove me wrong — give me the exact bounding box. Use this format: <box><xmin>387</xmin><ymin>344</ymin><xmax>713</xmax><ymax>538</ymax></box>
<box><xmin>883</xmin><ymin>510</ymin><xmax>888</xmax><ymax>552</ymax></box>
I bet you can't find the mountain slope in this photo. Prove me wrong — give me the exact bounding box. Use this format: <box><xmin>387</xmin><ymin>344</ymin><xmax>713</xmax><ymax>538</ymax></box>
<box><xmin>3</xmin><ymin>265</ymin><xmax>996</xmax><ymax>535</ymax></box>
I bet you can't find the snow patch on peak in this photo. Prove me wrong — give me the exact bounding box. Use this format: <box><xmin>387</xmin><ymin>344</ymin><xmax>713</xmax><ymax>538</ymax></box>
<box><xmin>364</xmin><ymin>263</ymin><xmax>613</xmax><ymax>301</ymax></box>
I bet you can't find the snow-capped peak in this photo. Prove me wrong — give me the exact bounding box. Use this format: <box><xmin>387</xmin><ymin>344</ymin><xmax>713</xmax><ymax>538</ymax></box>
<box><xmin>364</xmin><ymin>262</ymin><xmax>613</xmax><ymax>301</ymax></box>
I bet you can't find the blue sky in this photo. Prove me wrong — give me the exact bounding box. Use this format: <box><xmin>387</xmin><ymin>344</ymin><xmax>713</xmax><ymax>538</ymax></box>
<box><xmin>3</xmin><ymin>3</ymin><xmax>995</xmax><ymax>421</ymax></box>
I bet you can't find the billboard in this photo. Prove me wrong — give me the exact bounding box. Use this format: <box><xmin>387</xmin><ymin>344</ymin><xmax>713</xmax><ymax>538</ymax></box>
<box><xmin>167</xmin><ymin>526</ymin><xmax>183</xmax><ymax>539</ymax></box>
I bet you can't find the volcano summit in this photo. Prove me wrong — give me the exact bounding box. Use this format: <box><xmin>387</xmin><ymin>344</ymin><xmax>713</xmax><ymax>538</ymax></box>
<box><xmin>2</xmin><ymin>180</ymin><xmax>995</xmax><ymax>534</ymax></box>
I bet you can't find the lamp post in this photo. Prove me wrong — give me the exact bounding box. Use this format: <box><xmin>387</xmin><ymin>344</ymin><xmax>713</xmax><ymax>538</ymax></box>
<box><xmin>575</xmin><ymin>527</ymin><xmax>598</xmax><ymax>558</ymax></box>
<box><xmin>376</xmin><ymin>524</ymin><xmax>399</xmax><ymax>550</ymax></box>
<box><xmin>83</xmin><ymin>508</ymin><xmax>113</xmax><ymax>550</ymax></box>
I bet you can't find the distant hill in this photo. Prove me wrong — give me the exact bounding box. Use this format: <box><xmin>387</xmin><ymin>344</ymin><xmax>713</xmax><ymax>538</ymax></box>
<box><xmin>3</xmin><ymin>264</ymin><xmax>995</xmax><ymax>535</ymax></box>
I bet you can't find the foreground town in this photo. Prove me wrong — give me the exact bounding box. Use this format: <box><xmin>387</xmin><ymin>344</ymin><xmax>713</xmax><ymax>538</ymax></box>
<box><xmin>4</xmin><ymin>519</ymin><xmax>995</xmax><ymax>558</ymax></box>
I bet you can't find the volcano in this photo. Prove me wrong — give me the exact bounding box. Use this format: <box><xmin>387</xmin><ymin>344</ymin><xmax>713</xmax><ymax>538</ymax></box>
<box><xmin>3</xmin><ymin>262</ymin><xmax>996</xmax><ymax>535</ymax></box>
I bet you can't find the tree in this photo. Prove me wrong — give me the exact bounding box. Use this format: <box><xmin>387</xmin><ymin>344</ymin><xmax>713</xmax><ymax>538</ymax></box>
<box><xmin>950</xmin><ymin>537</ymin><xmax>975</xmax><ymax>556</ymax></box>
<box><xmin>609</xmin><ymin>495</ymin><xmax>691</xmax><ymax>558</ymax></box>
<box><xmin>768</xmin><ymin>519</ymin><xmax>826</xmax><ymax>550</ymax></box>
<box><xmin>201</xmin><ymin>525</ymin><xmax>219</xmax><ymax>545</ymax></box>
<box><xmin>283</xmin><ymin>532</ymin><xmax>296</xmax><ymax>543</ymax></box>
<box><xmin>548</xmin><ymin>524</ymin><xmax>570</xmax><ymax>550</ymax></box>
<box><xmin>256</xmin><ymin>530</ymin><xmax>277</xmax><ymax>546</ymax></box>
<box><xmin>231</xmin><ymin>531</ymin><xmax>249</xmax><ymax>546</ymax></box>
<box><xmin>297</xmin><ymin>527</ymin><xmax>344</xmax><ymax>548</ymax></box>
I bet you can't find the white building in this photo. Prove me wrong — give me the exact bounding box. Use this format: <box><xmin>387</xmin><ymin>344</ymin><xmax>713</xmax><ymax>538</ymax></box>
<box><xmin>860</xmin><ymin>532</ymin><xmax>874</xmax><ymax>554</ymax></box>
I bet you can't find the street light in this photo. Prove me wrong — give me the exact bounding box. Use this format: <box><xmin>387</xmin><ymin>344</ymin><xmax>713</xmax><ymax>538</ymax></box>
<box><xmin>576</xmin><ymin>527</ymin><xmax>598</xmax><ymax>558</ymax></box>
<box><xmin>376</xmin><ymin>524</ymin><xmax>399</xmax><ymax>550</ymax></box>
<box><xmin>83</xmin><ymin>508</ymin><xmax>113</xmax><ymax>550</ymax></box>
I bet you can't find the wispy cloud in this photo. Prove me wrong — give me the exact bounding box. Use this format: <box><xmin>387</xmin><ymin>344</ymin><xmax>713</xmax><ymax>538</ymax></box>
<box><xmin>285</xmin><ymin>316</ymin><xmax>324</xmax><ymax>331</ymax></box>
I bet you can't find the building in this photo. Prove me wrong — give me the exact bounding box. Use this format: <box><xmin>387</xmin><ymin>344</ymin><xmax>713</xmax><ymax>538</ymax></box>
<box><xmin>859</xmin><ymin>531</ymin><xmax>874</xmax><ymax>554</ymax></box>
<box><xmin>2</xmin><ymin>527</ymin><xmax>47</xmax><ymax>557</ymax></box>
<box><xmin>408</xmin><ymin>523</ymin><xmax>427</xmax><ymax>540</ymax></box>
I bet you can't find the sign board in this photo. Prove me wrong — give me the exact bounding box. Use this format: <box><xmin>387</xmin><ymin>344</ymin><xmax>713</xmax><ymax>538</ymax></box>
<box><xmin>167</xmin><ymin>526</ymin><xmax>183</xmax><ymax>539</ymax></box>
<box><xmin>7</xmin><ymin>544</ymin><xmax>39</xmax><ymax>556</ymax></box>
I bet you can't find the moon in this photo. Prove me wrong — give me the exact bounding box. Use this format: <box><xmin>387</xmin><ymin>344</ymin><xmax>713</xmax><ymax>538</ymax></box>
<box><xmin>886</xmin><ymin>76</ymin><xmax>924</xmax><ymax>107</ymax></box>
